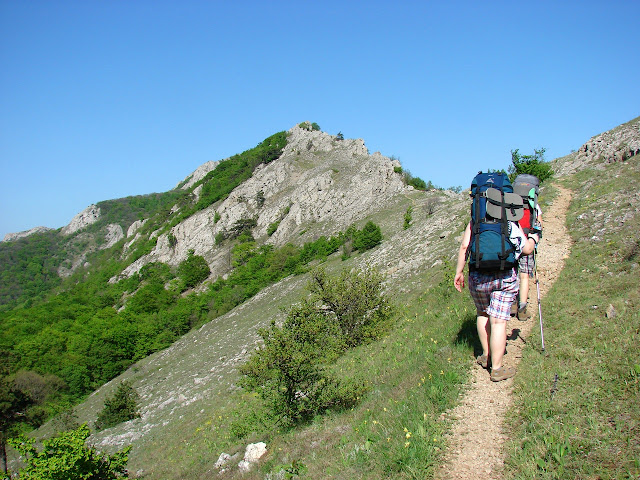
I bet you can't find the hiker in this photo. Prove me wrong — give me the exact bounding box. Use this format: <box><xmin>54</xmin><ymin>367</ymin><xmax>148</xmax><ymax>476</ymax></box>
<box><xmin>511</xmin><ymin>173</ymin><xmax>544</xmax><ymax>318</ymax></box>
<box><xmin>517</xmin><ymin>205</ymin><xmax>542</xmax><ymax>317</ymax></box>
<box><xmin>453</xmin><ymin>173</ymin><xmax>539</xmax><ymax>382</ymax></box>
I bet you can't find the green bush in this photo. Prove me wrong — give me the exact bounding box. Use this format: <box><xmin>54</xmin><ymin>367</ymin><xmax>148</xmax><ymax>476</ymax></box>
<box><xmin>9</xmin><ymin>424</ymin><xmax>130</xmax><ymax>479</ymax></box>
<box><xmin>178</xmin><ymin>250</ymin><xmax>210</xmax><ymax>289</ymax></box>
<box><xmin>238</xmin><ymin>302</ymin><xmax>345</xmax><ymax>424</ymax></box>
<box><xmin>95</xmin><ymin>381</ymin><xmax>140</xmax><ymax>431</ymax></box>
<box><xmin>307</xmin><ymin>267</ymin><xmax>394</xmax><ymax>347</ymax></box>
<box><xmin>238</xmin><ymin>266</ymin><xmax>394</xmax><ymax>424</ymax></box>
<box><xmin>353</xmin><ymin>221</ymin><xmax>383</xmax><ymax>251</ymax></box>
<box><xmin>298</xmin><ymin>121</ymin><xmax>321</xmax><ymax>132</ymax></box>
<box><xmin>403</xmin><ymin>207</ymin><xmax>413</xmax><ymax>230</ymax></box>
<box><xmin>508</xmin><ymin>147</ymin><xmax>553</xmax><ymax>182</ymax></box>
<box><xmin>267</xmin><ymin>221</ymin><xmax>280</xmax><ymax>236</ymax></box>
<box><xmin>402</xmin><ymin>169</ymin><xmax>429</xmax><ymax>190</ymax></box>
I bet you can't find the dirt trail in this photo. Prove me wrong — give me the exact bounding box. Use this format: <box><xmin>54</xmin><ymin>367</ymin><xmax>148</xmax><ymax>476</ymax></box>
<box><xmin>436</xmin><ymin>186</ymin><xmax>573</xmax><ymax>480</ymax></box>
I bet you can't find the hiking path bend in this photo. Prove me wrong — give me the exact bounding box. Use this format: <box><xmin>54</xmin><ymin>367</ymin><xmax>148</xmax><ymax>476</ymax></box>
<box><xmin>435</xmin><ymin>185</ymin><xmax>573</xmax><ymax>480</ymax></box>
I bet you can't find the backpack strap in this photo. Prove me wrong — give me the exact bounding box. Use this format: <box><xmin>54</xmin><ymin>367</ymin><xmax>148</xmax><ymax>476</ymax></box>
<box><xmin>500</xmin><ymin>190</ymin><xmax>508</xmax><ymax>270</ymax></box>
<box><xmin>472</xmin><ymin>189</ymin><xmax>482</xmax><ymax>268</ymax></box>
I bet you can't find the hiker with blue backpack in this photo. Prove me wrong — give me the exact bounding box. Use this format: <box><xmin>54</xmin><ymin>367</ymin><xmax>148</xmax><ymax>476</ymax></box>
<box><xmin>453</xmin><ymin>172</ymin><xmax>539</xmax><ymax>382</ymax></box>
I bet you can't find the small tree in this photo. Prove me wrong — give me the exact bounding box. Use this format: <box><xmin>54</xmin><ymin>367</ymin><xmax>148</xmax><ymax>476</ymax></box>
<box><xmin>425</xmin><ymin>197</ymin><xmax>441</xmax><ymax>216</ymax></box>
<box><xmin>0</xmin><ymin>364</ymin><xmax>57</xmax><ymax>474</ymax></box>
<box><xmin>238</xmin><ymin>267</ymin><xmax>393</xmax><ymax>424</ymax></box>
<box><xmin>353</xmin><ymin>221</ymin><xmax>383</xmax><ymax>251</ymax></box>
<box><xmin>95</xmin><ymin>381</ymin><xmax>140</xmax><ymax>431</ymax></box>
<box><xmin>9</xmin><ymin>424</ymin><xmax>130</xmax><ymax>479</ymax></box>
<box><xmin>307</xmin><ymin>267</ymin><xmax>394</xmax><ymax>347</ymax></box>
<box><xmin>178</xmin><ymin>250</ymin><xmax>210</xmax><ymax>289</ymax></box>
<box><xmin>508</xmin><ymin>147</ymin><xmax>553</xmax><ymax>182</ymax></box>
<box><xmin>238</xmin><ymin>302</ymin><xmax>344</xmax><ymax>423</ymax></box>
<box><xmin>403</xmin><ymin>206</ymin><xmax>413</xmax><ymax>230</ymax></box>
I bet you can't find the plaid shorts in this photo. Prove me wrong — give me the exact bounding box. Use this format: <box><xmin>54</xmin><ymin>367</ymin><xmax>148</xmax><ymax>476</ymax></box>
<box><xmin>518</xmin><ymin>253</ymin><xmax>535</xmax><ymax>277</ymax></box>
<box><xmin>468</xmin><ymin>268</ymin><xmax>519</xmax><ymax>322</ymax></box>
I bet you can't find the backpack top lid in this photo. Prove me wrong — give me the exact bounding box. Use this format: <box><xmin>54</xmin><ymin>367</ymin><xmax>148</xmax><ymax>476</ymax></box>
<box><xmin>513</xmin><ymin>173</ymin><xmax>540</xmax><ymax>193</ymax></box>
<box><xmin>513</xmin><ymin>174</ymin><xmax>540</xmax><ymax>208</ymax></box>
<box><xmin>471</xmin><ymin>171</ymin><xmax>513</xmax><ymax>195</ymax></box>
<box><xmin>485</xmin><ymin>187</ymin><xmax>524</xmax><ymax>221</ymax></box>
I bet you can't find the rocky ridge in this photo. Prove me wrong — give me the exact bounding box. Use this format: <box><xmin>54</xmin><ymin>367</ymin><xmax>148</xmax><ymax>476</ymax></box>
<box><xmin>2</xmin><ymin>226</ymin><xmax>53</xmax><ymax>242</ymax></box>
<box><xmin>112</xmin><ymin>124</ymin><xmax>407</xmax><ymax>282</ymax></box>
<box><xmin>552</xmin><ymin>116</ymin><xmax>640</xmax><ymax>176</ymax></box>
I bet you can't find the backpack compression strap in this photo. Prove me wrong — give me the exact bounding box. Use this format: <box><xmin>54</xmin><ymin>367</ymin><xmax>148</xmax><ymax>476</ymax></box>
<box><xmin>473</xmin><ymin>188</ymin><xmax>482</xmax><ymax>267</ymax></box>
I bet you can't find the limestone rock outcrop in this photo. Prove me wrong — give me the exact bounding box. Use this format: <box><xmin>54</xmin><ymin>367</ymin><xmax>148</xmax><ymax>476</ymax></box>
<box><xmin>113</xmin><ymin>124</ymin><xmax>405</xmax><ymax>281</ymax></box>
<box><xmin>553</xmin><ymin>117</ymin><xmax>640</xmax><ymax>176</ymax></box>
<box><xmin>2</xmin><ymin>226</ymin><xmax>53</xmax><ymax>242</ymax></box>
<box><xmin>61</xmin><ymin>204</ymin><xmax>101</xmax><ymax>236</ymax></box>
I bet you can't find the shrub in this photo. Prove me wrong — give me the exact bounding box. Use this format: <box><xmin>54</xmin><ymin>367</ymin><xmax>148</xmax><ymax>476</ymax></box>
<box><xmin>353</xmin><ymin>221</ymin><xmax>383</xmax><ymax>251</ymax></box>
<box><xmin>403</xmin><ymin>207</ymin><xmax>413</xmax><ymax>230</ymax></box>
<box><xmin>307</xmin><ymin>267</ymin><xmax>394</xmax><ymax>347</ymax></box>
<box><xmin>425</xmin><ymin>197</ymin><xmax>441</xmax><ymax>216</ymax></box>
<box><xmin>267</xmin><ymin>221</ymin><xmax>280</xmax><ymax>236</ymax></box>
<box><xmin>402</xmin><ymin>169</ymin><xmax>429</xmax><ymax>190</ymax></box>
<box><xmin>238</xmin><ymin>266</ymin><xmax>394</xmax><ymax>424</ymax></box>
<box><xmin>9</xmin><ymin>424</ymin><xmax>130</xmax><ymax>479</ymax></box>
<box><xmin>228</xmin><ymin>217</ymin><xmax>257</xmax><ymax>240</ymax></box>
<box><xmin>178</xmin><ymin>250</ymin><xmax>210</xmax><ymax>289</ymax></box>
<box><xmin>167</xmin><ymin>232</ymin><xmax>177</xmax><ymax>248</ymax></box>
<box><xmin>238</xmin><ymin>302</ymin><xmax>344</xmax><ymax>423</ymax></box>
<box><xmin>95</xmin><ymin>381</ymin><xmax>140</xmax><ymax>431</ymax></box>
<box><xmin>508</xmin><ymin>147</ymin><xmax>553</xmax><ymax>182</ymax></box>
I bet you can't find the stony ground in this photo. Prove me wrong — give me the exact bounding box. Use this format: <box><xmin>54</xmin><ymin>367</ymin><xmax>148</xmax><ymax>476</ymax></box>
<box><xmin>435</xmin><ymin>186</ymin><xmax>573</xmax><ymax>480</ymax></box>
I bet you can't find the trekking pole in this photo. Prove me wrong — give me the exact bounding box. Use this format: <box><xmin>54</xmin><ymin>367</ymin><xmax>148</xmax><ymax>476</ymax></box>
<box><xmin>532</xmin><ymin>246</ymin><xmax>545</xmax><ymax>352</ymax></box>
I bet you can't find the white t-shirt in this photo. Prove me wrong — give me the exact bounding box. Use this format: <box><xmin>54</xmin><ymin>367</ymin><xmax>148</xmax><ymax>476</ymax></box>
<box><xmin>508</xmin><ymin>221</ymin><xmax>528</xmax><ymax>260</ymax></box>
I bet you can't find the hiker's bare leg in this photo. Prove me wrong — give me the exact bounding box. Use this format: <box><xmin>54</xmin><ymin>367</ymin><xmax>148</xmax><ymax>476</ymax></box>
<box><xmin>489</xmin><ymin>317</ymin><xmax>507</xmax><ymax>369</ymax></box>
<box><xmin>477</xmin><ymin>314</ymin><xmax>491</xmax><ymax>357</ymax></box>
<box><xmin>519</xmin><ymin>273</ymin><xmax>530</xmax><ymax>305</ymax></box>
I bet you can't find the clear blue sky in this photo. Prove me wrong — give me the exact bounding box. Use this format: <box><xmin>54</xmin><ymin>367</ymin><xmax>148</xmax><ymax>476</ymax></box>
<box><xmin>1</xmin><ymin>0</ymin><xmax>638</xmax><ymax>240</ymax></box>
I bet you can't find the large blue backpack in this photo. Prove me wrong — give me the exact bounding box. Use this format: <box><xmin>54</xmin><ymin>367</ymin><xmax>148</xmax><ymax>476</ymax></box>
<box><xmin>469</xmin><ymin>172</ymin><xmax>524</xmax><ymax>271</ymax></box>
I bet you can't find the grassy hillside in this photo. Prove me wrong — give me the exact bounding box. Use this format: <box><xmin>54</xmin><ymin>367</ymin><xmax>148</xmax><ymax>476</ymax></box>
<box><xmin>505</xmin><ymin>155</ymin><xmax>639</xmax><ymax>479</ymax></box>
<box><xmin>89</xmin><ymin>153</ymin><xmax>638</xmax><ymax>480</ymax></box>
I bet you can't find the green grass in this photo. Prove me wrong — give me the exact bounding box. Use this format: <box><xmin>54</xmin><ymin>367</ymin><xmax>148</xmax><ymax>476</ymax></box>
<box><xmin>505</xmin><ymin>156</ymin><xmax>640</xmax><ymax>479</ymax></box>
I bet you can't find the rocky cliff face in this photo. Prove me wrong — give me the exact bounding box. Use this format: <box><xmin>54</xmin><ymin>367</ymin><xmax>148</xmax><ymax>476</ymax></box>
<box><xmin>2</xmin><ymin>226</ymin><xmax>53</xmax><ymax>242</ymax></box>
<box><xmin>553</xmin><ymin>116</ymin><xmax>640</xmax><ymax>176</ymax></box>
<box><xmin>113</xmin><ymin>124</ymin><xmax>407</xmax><ymax>281</ymax></box>
<box><xmin>61</xmin><ymin>204</ymin><xmax>101</xmax><ymax>236</ymax></box>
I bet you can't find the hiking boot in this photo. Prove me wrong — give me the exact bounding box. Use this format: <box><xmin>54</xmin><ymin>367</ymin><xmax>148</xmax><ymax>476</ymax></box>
<box><xmin>476</xmin><ymin>354</ymin><xmax>490</xmax><ymax>369</ymax></box>
<box><xmin>490</xmin><ymin>366</ymin><xmax>516</xmax><ymax>382</ymax></box>
<box><xmin>517</xmin><ymin>303</ymin><xmax>529</xmax><ymax>321</ymax></box>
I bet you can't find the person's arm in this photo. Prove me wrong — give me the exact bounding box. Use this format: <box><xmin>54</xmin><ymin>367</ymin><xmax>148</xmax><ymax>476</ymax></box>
<box><xmin>536</xmin><ymin>206</ymin><xmax>543</xmax><ymax>228</ymax></box>
<box><xmin>454</xmin><ymin>222</ymin><xmax>472</xmax><ymax>292</ymax></box>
